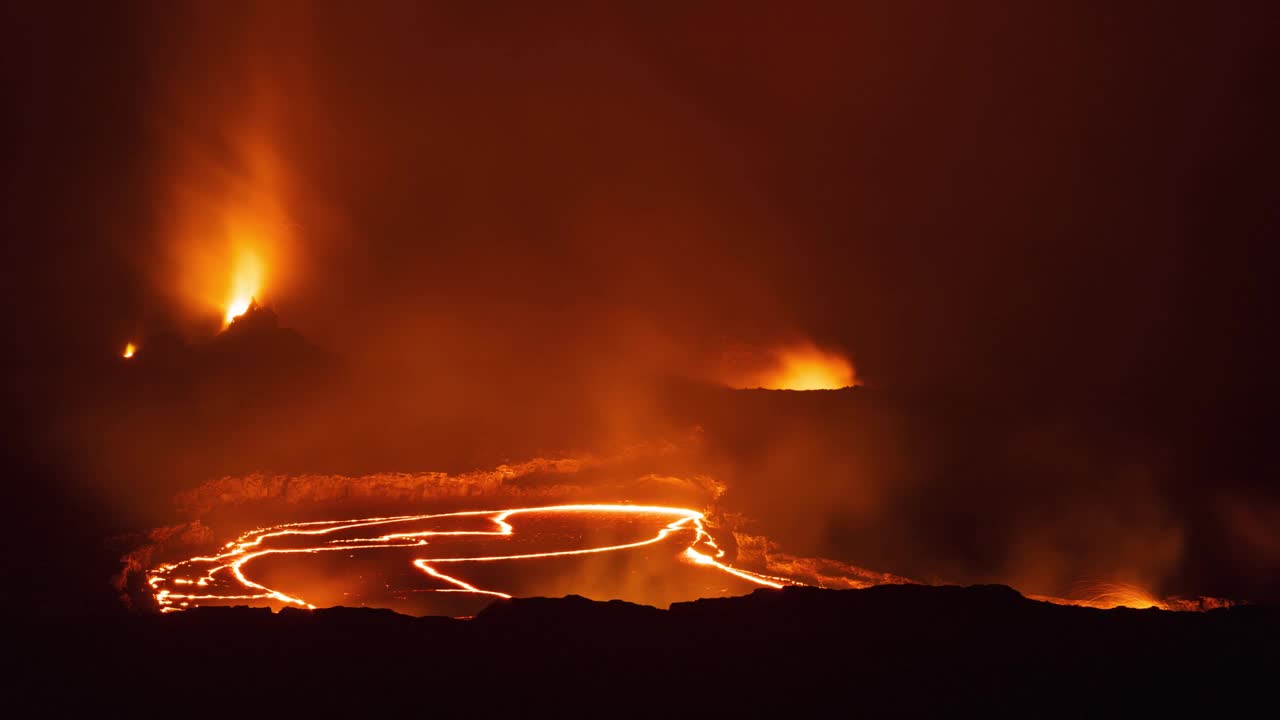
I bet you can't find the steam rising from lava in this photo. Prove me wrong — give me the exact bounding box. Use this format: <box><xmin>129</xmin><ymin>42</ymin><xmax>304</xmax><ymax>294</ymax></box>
<box><xmin>124</xmin><ymin>453</ymin><xmax>1230</xmax><ymax>614</ymax></box>
<box><xmin>145</xmin><ymin>504</ymin><xmax>791</xmax><ymax>615</ymax></box>
<box><xmin>721</xmin><ymin>342</ymin><xmax>858</xmax><ymax>390</ymax></box>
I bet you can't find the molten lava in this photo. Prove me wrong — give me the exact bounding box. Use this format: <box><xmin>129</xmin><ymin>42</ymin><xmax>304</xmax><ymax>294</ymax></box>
<box><xmin>146</xmin><ymin>504</ymin><xmax>794</xmax><ymax>615</ymax></box>
<box><xmin>135</xmin><ymin>465</ymin><xmax>1230</xmax><ymax>615</ymax></box>
<box><xmin>1065</xmin><ymin>582</ymin><xmax>1167</xmax><ymax>610</ymax></box>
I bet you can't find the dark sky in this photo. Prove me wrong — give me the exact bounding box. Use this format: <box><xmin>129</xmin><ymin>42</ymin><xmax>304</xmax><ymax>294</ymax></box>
<box><xmin>11</xmin><ymin>3</ymin><xmax>1277</xmax><ymax>392</ymax></box>
<box><xmin>6</xmin><ymin>3</ymin><xmax>1279</xmax><ymax>604</ymax></box>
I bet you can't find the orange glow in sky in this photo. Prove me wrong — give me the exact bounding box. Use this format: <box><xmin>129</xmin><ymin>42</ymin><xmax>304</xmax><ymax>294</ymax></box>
<box><xmin>158</xmin><ymin>105</ymin><xmax>289</xmax><ymax>333</ymax></box>
<box><xmin>725</xmin><ymin>342</ymin><xmax>858</xmax><ymax>390</ymax></box>
<box><xmin>767</xmin><ymin>345</ymin><xmax>857</xmax><ymax>389</ymax></box>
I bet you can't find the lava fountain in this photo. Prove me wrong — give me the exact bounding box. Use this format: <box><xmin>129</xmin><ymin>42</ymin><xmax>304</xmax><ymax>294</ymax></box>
<box><xmin>222</xmin><ymin>247</ymin><xmax>265</xmax><ymax>327</ymax></box>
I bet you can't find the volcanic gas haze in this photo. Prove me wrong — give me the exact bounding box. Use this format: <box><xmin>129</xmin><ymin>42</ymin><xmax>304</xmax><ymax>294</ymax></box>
<box><xmin>123</xmin><ymin>450</ymin><xmax>1232</xmax><ymax>617</ymax></box>
<box><xmin>144</xmin><ymin>504</ymin><xmax>791</xmax><ymax>616</ymax></box>
<box><xmin>125</xmin><ymin>454</ymin><xmax>802</xmax><ymax>615</ymax></box>
<box><xmin>74</xmin><ymin>4</ymin><xmax>1267</xmax><ymax>624</ymax></box>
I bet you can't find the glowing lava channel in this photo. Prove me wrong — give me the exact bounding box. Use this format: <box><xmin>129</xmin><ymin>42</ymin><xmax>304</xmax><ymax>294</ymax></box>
<box><xmin>146</xmin><ymin>504</ymin><xmax>794</xmax><ymax>613</ymax></box>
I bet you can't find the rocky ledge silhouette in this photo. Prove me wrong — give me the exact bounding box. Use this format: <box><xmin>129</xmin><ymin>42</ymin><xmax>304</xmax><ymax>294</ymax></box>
<box><xmin>18</xmin><ymin>584</ymin><xmax>1276</xmax><ymax>715</ymax></box>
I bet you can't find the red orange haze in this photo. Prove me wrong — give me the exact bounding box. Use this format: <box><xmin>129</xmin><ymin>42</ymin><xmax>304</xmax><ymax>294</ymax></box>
<box><xmin>9</xmin><ymin>6</ymin><xmax>1277</xmax><ymax>715</ymax></box>
<box><xmin>25</xmin><ymin>3</ymin><xmax>1267</xmax><ymax>626</ymax></box>
<box><xmin>118</xmin><ymin>170</ymin><xmax>1224</xmax><ymax>613</ymax></box>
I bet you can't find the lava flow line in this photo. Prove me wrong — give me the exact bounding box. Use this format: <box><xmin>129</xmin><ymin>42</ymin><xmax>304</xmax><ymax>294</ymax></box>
<box><xmin>146</xmin><ymin>504</ymin><xmax>794</xmax><ymax>612</ymax></box>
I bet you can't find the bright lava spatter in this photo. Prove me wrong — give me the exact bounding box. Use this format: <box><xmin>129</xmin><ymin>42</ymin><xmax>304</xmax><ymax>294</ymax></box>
<box><xmin>147</xmin><ymin>504</ymin><xmax>796</xmax><ymax>613</ymax></box>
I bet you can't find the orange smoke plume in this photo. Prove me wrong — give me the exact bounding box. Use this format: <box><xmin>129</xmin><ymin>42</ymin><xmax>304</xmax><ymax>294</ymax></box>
<box><xmin>151</xmin><ymin>83</ymin><xmax>294</xmax><ymax>332</ymax></box>
<box><xmin>170</xmin><ymin>129</ymin><xmax>284</xmax><ymax>330</ymax></box>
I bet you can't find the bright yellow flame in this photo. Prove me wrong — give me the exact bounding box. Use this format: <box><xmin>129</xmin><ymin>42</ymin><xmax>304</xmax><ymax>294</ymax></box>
<box><xmin>122</xmin><ymin>342</ymin><xmax>136</xmax><ymax>359</ymax></box>
<box><xmin>728</xmin><ymin>343</ymin><xmax>858</xmax><ymax>390</ymax></box>
<box><xmin>224</xmin><ymin>298</ymin><xmax>253</xmax><ymax>326</ymax></box>
<box><xmin>770</xmin><ymin>346</ymin><xmax>857</xmax><ymax>390</ymax></box>
<box><xmin>222</xmin><ymin>246</ymin><xmax>264</xmax><ymax>327</ymax></box>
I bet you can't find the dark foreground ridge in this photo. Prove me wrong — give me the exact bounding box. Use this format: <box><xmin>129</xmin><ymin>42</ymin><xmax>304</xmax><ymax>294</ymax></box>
<box><xmin>24</xmin><ymin>584</ymin><xmax>1276</xmax><ymax>715</ymax></box>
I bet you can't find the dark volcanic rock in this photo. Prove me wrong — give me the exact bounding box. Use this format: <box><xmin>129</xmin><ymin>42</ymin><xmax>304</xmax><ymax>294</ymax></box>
<box><xmin>18</xmin><ymin>584</ymin><xmax>1277</xmax><ymax>715</ymax></box>
<box><xmin>474</xmin><ymin>594</ymin><xmax>664</xmax><ymax>627</ymax></box>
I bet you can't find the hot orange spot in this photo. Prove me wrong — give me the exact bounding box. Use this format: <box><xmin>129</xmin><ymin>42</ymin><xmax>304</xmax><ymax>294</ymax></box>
<box><xmin>1072</xmin><ymin>582</ymin><xmax>1167</xmax><ymax>610</ymax></box>
<box><xmin>224</xmin><ymin>297</ymin><xmax>253</xmax><ymax>326</ymax></box>
<box><xmin>222</xmin><ymin>247</ymin><xmax>264</xmax><ymax>327</ymax></box>
<box><xmin>767</xmin><ymin>345</ymin><xmax>857</xmax><ymax>390</ymax></box>
<box><xmin>122</xmin><ymin>342</ymin><xmax>136</xmax><ymax>359</ymax></box>
<box><xmin>725</xmin><ymin>342</ymin><xmax>858</xmax><ymax>390</ymax></box>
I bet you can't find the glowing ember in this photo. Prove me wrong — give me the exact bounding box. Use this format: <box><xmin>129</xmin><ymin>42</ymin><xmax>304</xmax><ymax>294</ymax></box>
<box><xmin>146</xmin><ymin>504</ymin><xmax>795</xmax><ymax>615</ymax></box>
<box><xmin>122</xmin><ymin>342</ymin><xmax>136</xmax><ymax>359</ymax></box>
